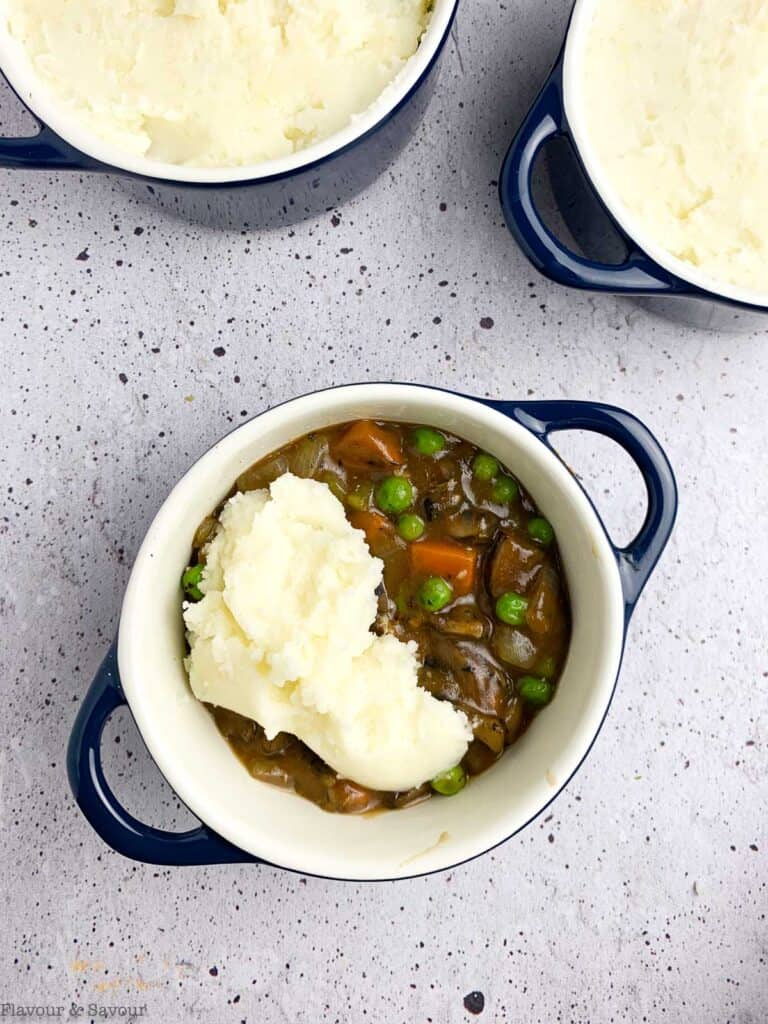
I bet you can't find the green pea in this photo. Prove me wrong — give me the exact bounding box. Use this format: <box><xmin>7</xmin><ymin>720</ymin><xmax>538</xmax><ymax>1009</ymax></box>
<box><xmin>412</xmin><ymin>427</ymin><xmax>446</xmax><ymax>456</ymax></box>
<box><xmin>418</xmin><ymin>576</ymin><xmax>454</xmax><ymax>612</ymax></box>
<box><xmin>431</xmin><ymin>764</ymin><xmax>466</xmax><ymax>796</ymax></box>
<box><xmin>181</xmin><ymin>563</ymin><xmax>204</xmax><ymax>601</ymax></box>
<box><xmin>397</xmin><ymin>513</ymin><xmax>425</xmax><ymax>542</ymax></box>
<box><xmin>492</xmin><ymin>475</ymin><xmax>519</xmax><ymax>504</ymax></box>
<box><xmin>517</xmin><ymin>675</ymin><xmax>553</xmax><ymax>707</ymax></box>
<box><xmin>495</xmin><ymin>591</ymin><xmax>529</xmax><ymax>626</ymax></box>
<box><xmin>471</xmin><ymin>452</ymin><xmax>499</xmax><ymax>481</ymax></box>
<box><xmin>375</xmin><ymin>476</ymin><xmax>414</xmax><ymax>515</ymax></box>
<box><xmin>528</xmin><ymin>517</ymin><xmax>555</xmax><ymax>546</ymax></box>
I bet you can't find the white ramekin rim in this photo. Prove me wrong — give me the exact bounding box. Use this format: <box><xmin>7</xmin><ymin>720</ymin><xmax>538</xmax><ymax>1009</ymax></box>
<box><xmin>0</xmin><ymin>0</ymin><xmax>457</xmax><ymax>185</ymax></box>
<box><xmin>116</xmin><ymin>383</ymin><xmax>626</xmax><ymax>881</ymax></box>
<box><xmin>562</xmin><ymin>0</ymin><xmax>768</xmax><ymax>310</ymax></box>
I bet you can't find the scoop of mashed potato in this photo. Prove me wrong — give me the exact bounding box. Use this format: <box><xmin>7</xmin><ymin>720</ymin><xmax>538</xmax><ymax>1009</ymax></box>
<box><xmin>183</xmin><ymin>474</ymin><xmax>471</xmax><ymax>793</ymax></box>
<box><xmin>581</xmin><ymin>0</ymin><xmax>768</xmax><ymax>292</ymax></box>
<box><xmin>7</xmin><ymin>0</ymin><xmax>431</xmax><ymax>167</ymax></box>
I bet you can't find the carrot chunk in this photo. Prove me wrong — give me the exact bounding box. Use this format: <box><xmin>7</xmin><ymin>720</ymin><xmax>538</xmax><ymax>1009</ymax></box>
<box><xmin>410</xmin><ymin>539</ymin><xmax>478</xmax><ymax>596</ymax></box>
<box><xmin>331</xmin><ymin>420</ymin><xmax>404</xmax><ymax>470</ymax></box>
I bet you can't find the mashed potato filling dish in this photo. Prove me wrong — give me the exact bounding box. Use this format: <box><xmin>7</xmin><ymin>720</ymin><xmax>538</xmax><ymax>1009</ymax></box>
<box><xmin>6</xmin><ymin>0</ymin><xmax>430</xmax><ymax>167</ymax></box>
<box><xmin>183</xmin><ymin>474</ymin><xmax>471</xmax><ymax>793</ymax></box>
<box><xmin>580</xmin><ymin>0</ymin><xmax>768</xmax><ymax>293</ymax></box>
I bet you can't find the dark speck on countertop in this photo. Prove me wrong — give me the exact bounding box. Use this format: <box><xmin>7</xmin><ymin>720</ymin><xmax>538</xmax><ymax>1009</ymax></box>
<box><xmin>464</xmin><ymin>991</ymin><xmax>485</xmax><ymax>1014</ymax></box>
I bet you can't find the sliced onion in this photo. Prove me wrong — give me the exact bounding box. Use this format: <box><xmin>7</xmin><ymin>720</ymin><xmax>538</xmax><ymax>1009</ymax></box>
<box><xmin>491</xmin><ymin>625</ymin><xmax>538</xmax><ymax>670</ymax></box>
<box><xmin>236</xmin><ymin>454</ymin><xmax>289</xmax><ymax>492</ymax></box>
<box><xmin>289</xmin><ymin>435</ymin><xmax>329</xmax><ymax>478</ymax></box>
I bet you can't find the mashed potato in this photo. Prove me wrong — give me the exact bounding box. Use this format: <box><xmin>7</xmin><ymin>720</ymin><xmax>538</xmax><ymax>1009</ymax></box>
<box><xmin>581</xmin><ymin>0</ymin><xmax>768</xmax><ymax>293</ymax></box>
<box><xmin>183</xmin><ymin>474</ymin><xmax>471</xmax><ymax>793</ymax></box>
<box><xmin>7</xmin><ymin>0</ymin><xmax>430</xmax><ymax>167</ymax></box>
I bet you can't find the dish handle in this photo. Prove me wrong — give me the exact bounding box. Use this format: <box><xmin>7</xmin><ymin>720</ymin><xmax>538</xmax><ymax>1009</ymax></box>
<box><xmin>67</xmin><ymin>641</ymin><xmax>259</xmax><ymax>865</ymax></box>
<box><xmin>498</xmin><ymin>58</ymin><xmax>690</xmax><ymax>295</ymax></box>
<box><xmin>0</xmin><ymin>85</ymin><xmax>95</xmax><ymax>171</ymax></box>
<box><xmin>487</xmin><ymin>399</ymin><xmax>677</xmax><ymax>618</ymax></box>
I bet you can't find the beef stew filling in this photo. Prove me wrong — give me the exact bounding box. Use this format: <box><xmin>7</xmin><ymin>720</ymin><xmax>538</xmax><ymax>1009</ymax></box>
<box><xmin>185</xmin><ymin>419</ymin><xmax>571</xmax><ymax>814</ymax></box>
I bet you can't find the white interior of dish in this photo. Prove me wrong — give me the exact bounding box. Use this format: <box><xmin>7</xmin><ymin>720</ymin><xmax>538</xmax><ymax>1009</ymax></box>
<box><xmin>563</xmin><ymin>0</ymin><xmax>768</xmax><ymax>309</ymax></box>
<box><xmin>0</xmin><ymin>0</ymin><xmax>456</xmax><ymax>184</ymax></box>
<box><xmin>118</xmin><ymin>384</ymin><xmax>625</xmax><ymax>881</ymax></box>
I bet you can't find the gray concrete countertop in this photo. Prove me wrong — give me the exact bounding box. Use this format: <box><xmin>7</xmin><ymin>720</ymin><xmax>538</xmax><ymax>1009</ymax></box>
<box><xmin>1</xmin><ymin>2</ymin><xmax>765</xmax><ymax>1022</ymax></box>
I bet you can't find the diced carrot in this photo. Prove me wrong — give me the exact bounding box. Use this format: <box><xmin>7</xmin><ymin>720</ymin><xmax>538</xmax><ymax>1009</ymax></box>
<box><xmin>331</xmin><ymin>420</ymin><xmax>404</xmax><ymax>470</ymax></box>
<box><xmin>348</xmin><ymin>509</ymin><xmax>396</xmax><ymax>555</ymax></box>
<box><xmin>410</xmin><ymin>539</ymin><xmax>478</xmax><ymax>596</ymax></box>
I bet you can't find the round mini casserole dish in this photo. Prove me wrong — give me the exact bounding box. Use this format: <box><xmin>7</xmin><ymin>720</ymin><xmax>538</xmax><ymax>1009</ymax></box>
<box><xmin>0</xmin><ymin>0</ymin><xmax>458</xmax><ymax>225</ymax></box>
<box><xmin>67</xmin><ymin>383</ymin><xmax>676</xmax><ymax>881</ymax></box>
<box><xmin>499</xmin><ymin>0</ymin><xmax>768</xmax><ymax>331</ymax></box>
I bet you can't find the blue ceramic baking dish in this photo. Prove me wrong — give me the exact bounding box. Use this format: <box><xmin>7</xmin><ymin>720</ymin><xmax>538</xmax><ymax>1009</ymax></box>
<box><xmin>67</xmin><ymin>383</ymin><xmax>677</xmax><ymax>881</ymax></box>
<box><xmin>499</xmin><ymin>0</ymin><xmax>768</xmax><ymax>331</ymax></box>
<box><xmin>0</xmin><ymin>1</ymin><xmax>458</xmax><ymax>226</ymax></box>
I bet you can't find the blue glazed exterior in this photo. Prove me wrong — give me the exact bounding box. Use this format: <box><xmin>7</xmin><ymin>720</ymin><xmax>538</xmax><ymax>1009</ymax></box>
<box><xmin>67</xmin><ymin>389</ymin><xmax>677</xmax><ymax>874</ymax></box>
<box><xmin>499</xmin><ymin>25</ymin><xmax>768</xmax><ymax>326</ymax></box>
<box><xmin>493</xmin><ymin>400</ymin><xmax>677</xmax><ymax>619</ymax></box>
<box><xmin>66</xmin><ymin>641</ymin><xmax>256</xmax><ymax>865</ymax></box>
<box><xmin>0</xmin><ymin>5</ymin><xmax>456</xmax><ymax>227</ymax></box>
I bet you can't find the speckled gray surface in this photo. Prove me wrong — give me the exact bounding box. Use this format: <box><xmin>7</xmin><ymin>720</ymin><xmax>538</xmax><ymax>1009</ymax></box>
<box><xmin>1</xmin><ymin>3</ymin><xmax>766</xmax><ymax>1022</ymax></box>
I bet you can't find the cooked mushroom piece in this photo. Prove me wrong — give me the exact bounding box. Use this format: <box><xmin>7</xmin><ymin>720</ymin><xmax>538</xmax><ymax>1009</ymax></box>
<box><xmin>422</xmin><ymin>481</ymin><xmax>463</xmax><ymax>519</ymax></box>
<box><xmin>192</xmin><ymin>514</ymin><xmax>219</xmax><ymax>550</ymax></box>
<box><xmin>503</xmin><ymin>695</ymin><xmax>526</xmax><ymax>742</ymax></box>
<box><xmin>462</xmin><ymin>739</ymin><xmax>500</xmax><ymax>776</ymax></box>
<box><xmin>420</xmin><ymin>633</ymin><xmax>507</xmax><ymax>719</ymax></box>
<box><xmin>246</xmin><ymin>760</ymin><xmax>295</xmax><ymax>789</ymax></box>
<box><xmin>388</xmin><ymin>784</ymin><xmax>432</xmax><ymax>810</ymax></box>
<box><xmin>443</xmin><ymin>508</ymin><xmax>499</xmax><ymax>540</ymax></box>
<box><xmin>258</xmin><ymin>731</ymin><xmax>295</xmax><ymax>757</ymax></box>
<box><xmin>488</xmin><ymin>528</ymin><xmax>546</xmax><ymax>597</ymax></box>
<box><xmin>435</xmin><ymin>611</ymin><xmax>486</xmax><ymax>640</ymax></box>
<box><xmin>526</xmin><ymin>567</ymin><xmax>562</xmax><ymax>636</ymax></box>
<box><xmin>328</xmin><ymin>779</ymin><xmax>383</xmax><ymax>815</ymax></box>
